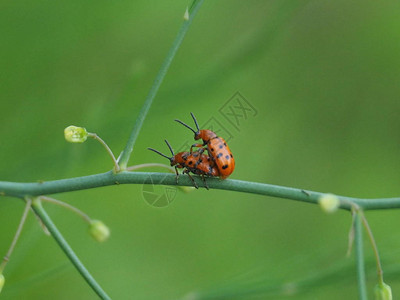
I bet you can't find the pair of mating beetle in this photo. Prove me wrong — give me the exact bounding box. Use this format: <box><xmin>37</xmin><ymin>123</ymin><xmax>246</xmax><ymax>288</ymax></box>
<box><xmin>148</xmin><ymin>113</ymin><xmax>235</xmax><ymax>189</ymax></box>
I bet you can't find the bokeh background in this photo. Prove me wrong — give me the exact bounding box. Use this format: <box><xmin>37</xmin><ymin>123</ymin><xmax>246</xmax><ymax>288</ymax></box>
<box><xmin>1</xmin><ymin>0</ymin><xmax>400</xmax><ymax>299</ymax></box>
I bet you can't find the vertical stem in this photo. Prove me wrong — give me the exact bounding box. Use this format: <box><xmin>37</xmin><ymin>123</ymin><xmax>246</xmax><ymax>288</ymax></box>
<box><xmin>360</xmin><ymin>212</ymin><xmax>384</xmax><ymax>284</ymax></box>
<box><xmin>354</xmin><ymin>211</ymin><xmax>368</xmax><ymax>300</ymax></box>
<box><xmin>31</xmin><ymin>199</ymin><xmax>111</xmax><ymax>300</ymax></box>
<box><xmin>118</xmin><ymin>0</ymin><xmax>205</xmax><ymax>169</ymax></box>
<box><xmin>0</xmin><ymin>198</ymin><xmax>31</xmax><ymax>272</ymax></box>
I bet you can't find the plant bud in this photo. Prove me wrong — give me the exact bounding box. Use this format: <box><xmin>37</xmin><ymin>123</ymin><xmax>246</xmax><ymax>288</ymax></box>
<box><xmin>184</xmin><ymin>7</ymin><xmax>189</xmax><ymax>20</ymax></box>
<box><xmin>318</xmin><ymin>193</ymin><xmax>340</xmax><ymax>214</ymax></box>
<box><xmin>374</xmin><ymin>282</ymin><xmax>392</xmax><ymax>300</ymax></box>
<box><xmin>64</xmin><ymin>126</ymin><xmax>88</xmax><ymax>143</ymax></box>
<box><xmin>0</xmin><ymin>273</ymin><xmax>4</xmax><ymax>294</ymax></box>
<box><xmin>89</xmin><ymin>220</ymin><xmax>110</xmax><ymax>242</ymax></box>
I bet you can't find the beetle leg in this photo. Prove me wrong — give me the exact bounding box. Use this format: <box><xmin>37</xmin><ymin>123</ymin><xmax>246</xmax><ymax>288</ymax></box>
<box><xmin>201</xmin><ymin>174</ymin><xmax>209</xmax><ymax>190</ymax></box>
<box><xmin>197</xmin><ymin>147</ymin><xmax>205</xmax><ymax>155</ymax></box>
<box><xmin>190</xmin><ymin>143</ymin><xmax>205</xmax><ymax>153</ymax></box>
<box><xmin>183</xmin><ymin>168</ymin><xmax>198</xmax><ymax>189</ymax></box>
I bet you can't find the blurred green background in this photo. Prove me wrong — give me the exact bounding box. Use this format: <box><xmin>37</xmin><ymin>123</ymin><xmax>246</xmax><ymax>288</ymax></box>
<box><xmin>1</xmin><ymin>0</ymin><xmax>400</xmax><ymax>299</ymax></box>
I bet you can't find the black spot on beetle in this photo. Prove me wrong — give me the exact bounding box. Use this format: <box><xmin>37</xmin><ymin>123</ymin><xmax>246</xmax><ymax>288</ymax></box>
<box><xmin>217</xmin><ymin>153</ymin><xmax>223</xmax><ymax>158</ymax></box>
<box><xmin>188</xmin><ymin>161</ymin><xmax>193</xmax><ymax>165</ymax></box>
<box><xmin>230</xmin><ymin>154</ymin><xmax>233</xmax><ymax>158</ymax></box>
<box><xmin>224</xmin><ymin>142</ymin><xmax>227</xmax><ymax>146</ymax></box>
<box><xmin>219</xmin><ymin>145</ymin><xmax>223</xmax><ymax>149</ymax></box>
<box><xmin>222</xmin><ymin>165</ymin><xmax>228</xmax><ymax>169</ymax></box>
<box><xmin>194</xmin><ymin>159</ymin><xmax>202</xmax><ymax>168</ymax></box>
<box><xmin>225</xmin><ymin>155</ymin><xmax>230</xmax><ymax>159</ymax></box>
<box><xmin>210</xmin><ymin>148</ymin><xmax>214</xmax><ymax>152</ymax></box>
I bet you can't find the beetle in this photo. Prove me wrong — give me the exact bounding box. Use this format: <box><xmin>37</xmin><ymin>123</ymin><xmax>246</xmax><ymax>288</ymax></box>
<box><xmin>148</xmin><ymin>140</ymin><xmax>219</xmax><ymax>189</ymax></box>
<box><xmin>174</xmin><ymin>112</ymin><xmax>235</xmax><ymax>179</ymax></box>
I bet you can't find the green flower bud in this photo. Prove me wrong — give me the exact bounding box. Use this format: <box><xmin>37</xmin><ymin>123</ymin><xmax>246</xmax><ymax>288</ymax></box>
<box><xmin>0</xmin><ymin>273</ymin><xmax>4</xmax><ymax>294</ymax></box>
<box><xmin>374</xmin><ymin>282</ymin><xmax>392</xmax><ymax>300</ymax></box>
<box><xmin>318</xmin><ymin>193</ymin><xmax>340</xmax><ymax>214</ymax></box>
<box><xmin>89</xmin><ymin>220</ymin><xmax>110</xmax><ymax>242</ymax></box>
<box><xmin>184</xmin><ymin>7</ymin><xmax>189</xmax><ymax>21</ymax></box>
<box><xmin>64</xmin><ymin>126</ymin><xmax>88</xmax><ymax>143</ymax></box>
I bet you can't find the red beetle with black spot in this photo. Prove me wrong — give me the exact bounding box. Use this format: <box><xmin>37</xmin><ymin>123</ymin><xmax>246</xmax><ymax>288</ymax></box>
<box><xmin>175</xmin><ymin>113</ymin><xmax>235</xmax><ymax>179</ymax></box>
<box><xmin>148</xmin><ymin>140</ymin><xmax>219</xmax><ymax>189</ymax></box>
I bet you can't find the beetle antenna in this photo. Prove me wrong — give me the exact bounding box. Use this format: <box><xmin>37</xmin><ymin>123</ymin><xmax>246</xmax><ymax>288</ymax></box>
<box><xmin>148</xmin><ymin>147</ymin><xmax>171</xmax><ymax>160</ymax></box>
<box><xmin>174</xmin><ymin>118</ymin><xmax>197</xmax><ymax>134</ymax></box>
<box><xmin>164</xmin><ymin>139</ymin><xmax>175</xmax><ymax>156</ymax></box>
<box><xmin>190</xmin><ymin>112</ymin><xmax>200</xmax><ymax>132</ymax></box>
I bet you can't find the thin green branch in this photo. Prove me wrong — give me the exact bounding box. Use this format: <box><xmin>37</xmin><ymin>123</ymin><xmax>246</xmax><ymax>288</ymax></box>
<box><xmin>31</xmin><ymin>198</ymin><xmax>111</xmax><ymax>300</ymax></box>
<box><xmin>40</xmin><ymin>196</ymin><xmax>91</xmax><ymax>223</ymax></box>
<box><xmin>88</xmin><ymin>133</ymin><xmax>120</xmax><ymax>173</ymax></box>
<box><xmin>118</xmin><ymin>0</ymin><xmax>204</xmax><ymax>170</ymax></box>
<box><xmin>126</xmin><ymin>163</ymin><xmax>175</xmax><ymax>172</ymax></box>
<box><xmin>0</xmin><ymin>198</ymin><xmax>31</xmax><ymax>273</ymax></box>
<box><xmin>31</xmin><ymin>207</ymin><xmax>51</xmax><ymax>235</ymax></box>
<box><xmin>360</xmin><ymin>212</ymin><xmax>384</xmax><ymax>284</ymax></box>
<box><xmin>354</xmin><ymin>212</ymin><xmax>368</xmax><ymax>300</ymax></box>
<box><xmin>346</xmin><ymin>209</ymin><xmax>356</xmax><ymax>257</ymax></box>
<box><xmin>1</xmin><ymin>172</ymin><xmax>400</xmax><ymax>211</ymax></box>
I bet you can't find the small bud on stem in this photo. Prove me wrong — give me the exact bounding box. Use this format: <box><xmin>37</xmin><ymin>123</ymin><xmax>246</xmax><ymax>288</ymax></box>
<box><xmin>64</xmin><ymin>126</ymin><xmax>88</xmax><ymax>143</ymax></box>
<box><xmin>374</xmin><ymin>281</ymin><xmax>392</xmax><ymax>300</ymax></box>
<box><xmin>0</xmin><ymin>273</ymin><xmax>4</xmax><ymax>294</ymax></box>
<box><xmin>318</xmin><ymin>193</ymin><xmax>340</xmax><ymax>214</ymax></box>
<box><xmin>89</xmin><ymin>220</ymin><xmax>110</xmax><ymax>242</ymax></box>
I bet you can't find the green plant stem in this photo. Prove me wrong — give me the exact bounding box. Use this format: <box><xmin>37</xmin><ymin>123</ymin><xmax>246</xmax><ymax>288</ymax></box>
<box><xmin>31</xmin><ymin>198</ymin><xmax>111</xmax><ymax>300</ymax></box>
<box><xmin>118</xmin><ymin>0</ymin><xmax>204</xmax><ymax>170</ymax></box>
<box><xmin>360</xmin><ymin>212</ymin><xmax>384</xmax><ymax>284</ymax></box>
<box><xmin>354</xmin><ymin>212</ymin><xmax>368</xmax><ymax>300</ymax></box>
<box><xmin>40</xmin><ymin>196</ymin><xmax>91</xmax><ymax>223</ymax></box>
<box><xmin>346</xmin><ymin>209</ymin><xmax>357</xmax><ymax>257</ymax></box>
<box><xmin>1</xmin><ymin>172</ymin><xmax>400</xmax><ymax>211</ymax></box>
<box><xmin>88</xmin><ymin>133</ymin><xmax>120</xmax><ymax>173</ymax></box>
<box><xmin>31</xmin><ymin>207</ymin><xmax>51</xmax><ymax>235</ymax></box>
<box><xmin>0</xmin><ymin>198</ymin><xmax>31</xmax><ymax>272</ymax></box>
<box><xmin>126</xmin><ymin>163</ymin><xmax>175</xmax><ymax>172</ymax></box>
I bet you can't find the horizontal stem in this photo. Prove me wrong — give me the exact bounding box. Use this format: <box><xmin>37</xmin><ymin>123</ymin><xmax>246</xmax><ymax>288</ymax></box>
<box><xmin>1</xmin><ymin>172</ymin><xmax>399</xmax><ymax>211</ymax></box>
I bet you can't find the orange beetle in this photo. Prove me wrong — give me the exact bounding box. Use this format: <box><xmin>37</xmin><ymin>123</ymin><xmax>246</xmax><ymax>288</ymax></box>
<box><xmin>148</xmin><ymin>140</ymin><xmax>219</xmax><ymax>189</ymax></box>
<box><xmin>175</xmin><ymin>113</ymin><xmax>235</xmax><ymax>179</ymax></box>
